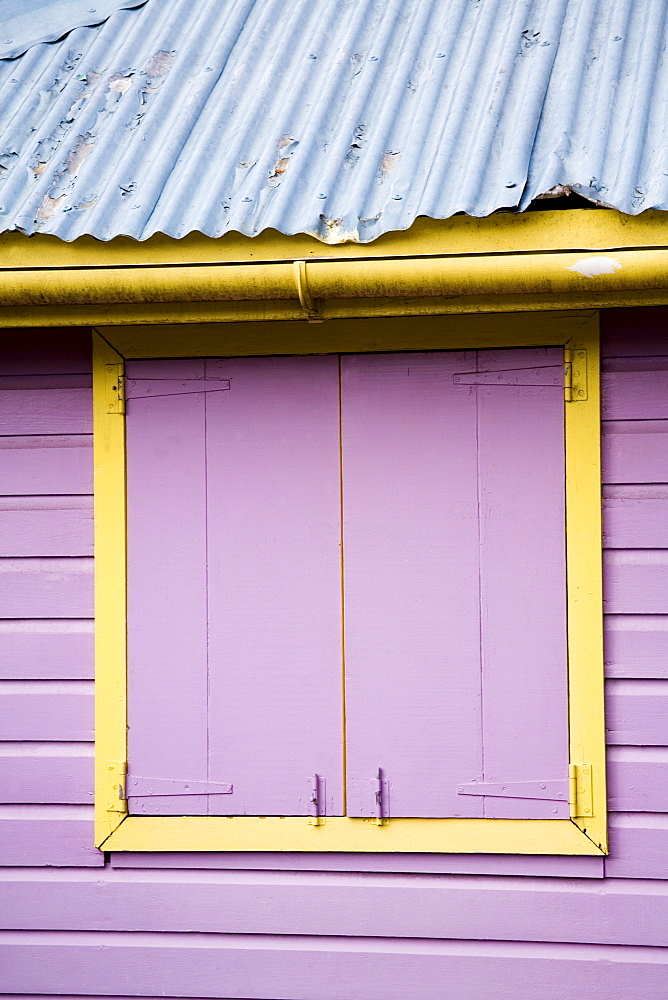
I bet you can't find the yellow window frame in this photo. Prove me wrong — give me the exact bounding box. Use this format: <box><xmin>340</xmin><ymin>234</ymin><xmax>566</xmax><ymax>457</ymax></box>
<box><xmin>94</xmin><ymin>308</ymin><xmax>605</xmax><ymax>856</ymax></box>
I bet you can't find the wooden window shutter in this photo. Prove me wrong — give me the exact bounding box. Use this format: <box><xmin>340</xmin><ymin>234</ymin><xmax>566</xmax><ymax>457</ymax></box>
<box><xmin>125</xmin><ymin>357</ymin><xmax>344</xmax><ymax>817</ymax></box>
<box><xmin>125</xmin><ymin>347</ymin><xmax>569</xmax><ymax>825</ymax></box>
<box><xmin>341</xmin><ymin>348</ymin><xmax>570</xmax><ymax>820</ymax></box>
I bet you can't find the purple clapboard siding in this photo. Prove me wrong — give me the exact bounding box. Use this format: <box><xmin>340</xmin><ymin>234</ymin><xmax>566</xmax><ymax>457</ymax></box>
<box><xmin>0</xmin><ymin>435</ymin><xmax>92</xmax><ymax>495</ymax></box>
<box><xmin>2</xmin><ymin>869</ymin><xmax>666</xmax><ymax>945</ymax></box>
<box><xmin>607</xmin><ymin>748</ymin><xmax>668</xmax><ymax>812</ymax></box>
<box><xmin>601</xmin><ymin>306</ymin><xmax>668</xmax><ymax>358</ymax></box>
<box><xmin>605</xmin><ymin>814</ymin><xmax>668</xmax><ymax>879</ymax></box>
<box><xmin>0</xmin><ymin>498</ymin><xmax>93</xmax><ymax>556</ymax></box>
<box><xmin>0</xmin><ymin>328</ymin><xmax>91</xmax><ymax>375</ymax></box>
<box><xmin>0</xmin><ymin>743</ymin><xmax>93</xmax><ymax>803</ymax></box>
<box><xmin>605</xmin><ymin>679</ymin><xmax>668</xmax><ymax>746</ymax></box>
<box><xmin>602</xmin><ymin>365</ymin><xmax>668</xmax><ymax>419</ymax></box>
<box><xmin>342</xmin><ymin>349</ymin><xmax>568</xmax><ymax>819</ymax></box>
<box><xmin>126</xmin><ymin>357</ymin><xmax>343</xmax><ymax>817</ymax></box>
<box><xmin>0</xmin><ymin>620</ymin><xmax>94</xmax><ymax>679</ymax></box>
<box><xmin>0</xmin><ymin>805</ymin><xmax>102</xmax><ymax>867</ymax></box>
<box><xmin>342</xmin><ymin>351</ymin><xmax>483</xmax><ymax>819</ymax></box>
<box><xmin>602</xmin><ymin>421</ymin><xmax>668</xmax><ymax>483</ymax></box>
<box><xmin>0</xmin><ymin>385</ymin><xmax>92</xmax><ymax>434</ymax></box>
<box><xmin>1</xmin><ymin>931</ymin><xmax>667</xmax><ymax>1000</ymax></box>
<box><xmin>111</xmin><ymin>851</ymin><xmax>603</xmax><ymax>876</ymax></box>
<box><xmin>0</xmin><ymin>558</ymin><xmax>93</xmax><ymax>618</ymax></box>
<box><xmin>603</xmin><ymin>550</ymin><xmax>668</xmax><ymax>613</ymax></box>
<box><xmin>0</xmin><ymin>681</ymin><xmax>93</xmax><ymax>741</ymax></box>
<box><xmin>604</xmin><ymin>615</ymin><xmax>668</xmax><ymax>679</ymax></box>
<box><xmin>603</xmin><ymin>490</ymin><xmax>668</xmax><ymax>548</ymax></box>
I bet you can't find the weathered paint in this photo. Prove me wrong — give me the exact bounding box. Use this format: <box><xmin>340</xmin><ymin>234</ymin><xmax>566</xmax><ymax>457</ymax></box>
<box><xmin>1</xmin><ymin>1</ymin><xmax>668</xmax><ymax>242</ymax></box>
<box><xmin>1</xmin><ymin>309</ymin><xmax>668</xmax><ymax>998</ymax></box>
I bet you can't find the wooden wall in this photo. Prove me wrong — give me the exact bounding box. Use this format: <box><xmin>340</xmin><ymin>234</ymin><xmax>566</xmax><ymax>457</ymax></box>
<box><xmin>1</xmin><ymin>312</ymin><xmax>667</xmax><ymax>998</ymax></box>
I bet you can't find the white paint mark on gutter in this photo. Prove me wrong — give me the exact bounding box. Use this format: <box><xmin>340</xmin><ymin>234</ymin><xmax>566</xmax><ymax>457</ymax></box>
<box><xmin>567</xmin><ymin>256</ymin><xmax>622</xmax><ymax>277</ymax></box>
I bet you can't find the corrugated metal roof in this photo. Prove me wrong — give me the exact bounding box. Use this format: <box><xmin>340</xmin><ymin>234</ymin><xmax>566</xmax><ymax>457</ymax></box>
<box><xmin>0</xmin><ymin>1</ymin><xmax>147</xmax><ymax>59</ymax></box>
<box><xmin>0</xmin><ymin>0</ymin><xmax>666</xmax><ymax>244</ymax></box>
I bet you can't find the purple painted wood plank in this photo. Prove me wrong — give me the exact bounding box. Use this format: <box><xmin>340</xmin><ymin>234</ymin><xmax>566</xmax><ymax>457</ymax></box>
<box><xmin>109</xmin><ymin>851</ymin><xmax>603</xmax><ymax>877</ymax></box>
<box><xmin>206</xmin><ymin>356</ymin><xmax>343</xmax><ymax>816</ymax></box>
<box><xmin>605</xmin><ymin>615</ymin><xmax>668</xmax><ymax>679</ymax></box>
<box><xmin>476</xmin><ymin>348</ymin><xmax>568</xmax><ymax>820</ymax></box>
<box><xmin>342</xmin><ymin>352</ymin><xmax>483</xmax><ymax>818</ymax></box>
<box><xmin>2</xmin><ymin>931</ymin><xmax>667</xmax><ymax>1000</ymax></box>
<box><xmin>604</xmin><ymin>550</ymin><xmax>668</xmax><ymax>613</ymax></box>
<box><xmin>603</xmin><ymin>493</ymin><xmax>668</xmax><ymax>548</ymax></box>
<box><xmin>126</xmin><ymin>361</ymin><xmax>209</xmax><ymax>816</ymax></box>
<box><xmin>606</xmin><ymin>813</ymin><xmax>668</xmax><ymax>879</ymax></box>
<box><xmin>0</xmin><ymin>558</ymin><xmax>93</xmax><ymax>618</ymax></box>
<box><xmin>602</xmin><ymin>421</ymin><xmax>668</xmax><ymax>484</ymax></box>
<box><xmin>0</xmin><ymin>498</ymin><xmax>93</xmax><ymax>556</ymax></box>
<box><xmin>2</xmin><ymin>869</ymin><xmax>667</xmax><ymax>945</ymax></box>
<box><xmin>0</xmin><ymin>388</ymin><xmax>92</xmax><ymax>434</ymax></box>
<box><xmin>0</xmin><ymin>375</ymin><xmax>92</xmax><ymax>390</ymax></box>
<box><xmin>0</xmin><ymin>435</ymin><xmax>92</xmax><ymax>495</ymax></box>
<box><xmin>0</xmin><ymin>743</ymin><xmax>93</xmax><ymax>804</ymax></box>
<box><xmin>605</xmin><ymin>679</ymin><xmax>668</xmax><ymax>746</ymax></box>
<box><xmin>0</xmin><ymin>329</ymin><xmax>91</xmax><ymax>375</ymax></box>
<box><xmin>601</xmin><ymin>307</ymin><xmax>668</xmax><ymax>358</ymax></box>
<box><xmin>607</xmin><ymin>748</ymin><xmax>668</xmax><ymax>812</ymax></box>
<box><xmin>0</xmin><ymin>620</ymin><xmax>93</xmax><ymax>679</ymax></box>
<box><xmin>0</xmin><ymin>805</ymin><xmax>102</xmax><ymax>867</ymax></box>
<box><xmin>602</xmin><ymin>369</ymin><xmax>668</xmax><ymax>420</ymax></box>
<box><xmin>0</xmin><ymin>681</ymin><xmax>93</xmax><ymax>740</ymax></box>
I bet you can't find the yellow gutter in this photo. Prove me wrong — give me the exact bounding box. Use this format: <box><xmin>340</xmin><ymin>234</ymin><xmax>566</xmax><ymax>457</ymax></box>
<box><xmin>1</xmin><ymin>245</ymin><xmax>668</xmax><ymax>326</ymax></box>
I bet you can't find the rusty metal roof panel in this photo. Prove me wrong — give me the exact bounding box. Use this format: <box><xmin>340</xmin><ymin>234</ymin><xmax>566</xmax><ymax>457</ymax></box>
<box><xmin>0</xmin><ymin>0</ymin><xmax>666</xmax><ymax>243</ymax></box>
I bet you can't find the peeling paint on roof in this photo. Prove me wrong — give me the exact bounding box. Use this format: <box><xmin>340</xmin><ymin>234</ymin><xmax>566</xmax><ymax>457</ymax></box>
<box><xmin>0</xmin><ymin>0</ymin><xmax>666</xmax><ymax>243</ymax></box>
<box><xmin>0</xmin><ymin>1</ymin><xmax>147</xmax><ymax>59</ymax></box>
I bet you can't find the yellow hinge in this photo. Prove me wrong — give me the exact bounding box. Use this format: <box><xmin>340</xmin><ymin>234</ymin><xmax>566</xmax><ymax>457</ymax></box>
<box><xmin>105</xmin><ymin>363</ymin><xmax>125</xmax><ymax>414</ymax></box>
<box><xmin>106</xmin><ymin>760</ymin><xmax>128</xmax><ymax>813</ymax></box>
<box><xmin>569</xmin><ymin>763</ymin><xmax>594</xmax><ymax>818</ymax></box>
<box><xmin>564</xmin><ymin>348</ymin><xmax>587</xmax><ymax>402</ymax></box>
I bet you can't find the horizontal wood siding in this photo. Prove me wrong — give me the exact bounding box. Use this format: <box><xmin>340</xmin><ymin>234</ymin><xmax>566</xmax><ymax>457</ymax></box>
<box><xmin>601</xmin><ymin>308</ymin><xmax>668</xmax><ymax>889</ymax></box>
<box><xmin>0</xmin><ymin>932</ymin><xmax>666</xmax><ymax>1000</ymax></box>
<box><xmin>0</xmin><ymin>333</ymin><xmax>98</xmax><ymax>870</ymax></box>
<box><xmin>2</xmin><ymin>316</ymin><xmax>668</xmax><ymax>1000</ymax></box>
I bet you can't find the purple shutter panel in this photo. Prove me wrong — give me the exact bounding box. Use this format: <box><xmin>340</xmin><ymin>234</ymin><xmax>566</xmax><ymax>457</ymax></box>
<box><xmin>474</xmin><ymin>348</ymin><xmax>569</xmax><ymax>819</ymax></box>
<box><xmin>126</xmin><ymin>357</ymin><xmax>343</xmax><ymax>817</ymax></box>
<box><xmin>206</xmin><ymin>356</ymin><xmax>343</xmax><ymax>816</ymax></box>
<box><xmin>126</xmin><ymin>360</ymin><xmax>210</xmax><ymax>815</ymax></box>
<box><xmin>342</xmin><ymin>349</ymin><xmax>569</xmax><ymax>820</ymax></box>
<box><xmin>342</xmin><ymin>352</ymin><xmax>484</xmax><ymax>818</ymax></box>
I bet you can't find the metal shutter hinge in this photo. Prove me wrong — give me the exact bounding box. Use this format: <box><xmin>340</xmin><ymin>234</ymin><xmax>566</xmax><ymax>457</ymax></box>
<box><xmin>564</xmin><ymin>348</ymin><xmax>587</xmax><ymax>401</ymax></box>
<box><xmin>457</xmin><ymin>778</ymin><xmax>569</xmax><ymax>802</ymax></box>
<box><xmin>105</xmin><ymin>364</ymin><xmax>125</xmax><ymax>415</ymax></box>
<box><xmin>126</xmin><ymin>775</ymin><xmax>233</xmax><ymax>798</ymax></box>
<box><xmin>569</xmin><ymin>763</ymin><xmax>594</xmax><ymax>817</ymax></box>
<box><xmin>106</xmin><ymin>760</ymin><xmax>128</xmax><ymax>812</ymax></box>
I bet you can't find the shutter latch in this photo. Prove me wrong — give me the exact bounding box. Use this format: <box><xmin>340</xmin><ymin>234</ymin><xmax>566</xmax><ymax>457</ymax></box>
<box><xmin>374</xmin><ymin>767</ymin><xmax>390</xmax><ymax>826</ymax></box>
<box><xmin>564</xmin><ymin>348</ymin><xmax>588</xmax><ymax>401</ymax></box>
<box><xmin>307</xmin><ymin>774</ymin><xmax>326</xmax><ymax>826</ymax></box>
<box><xmin>126</xmin><ymin>775</ymin><xmax>233</xmax><ymax>798</ymax></box>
